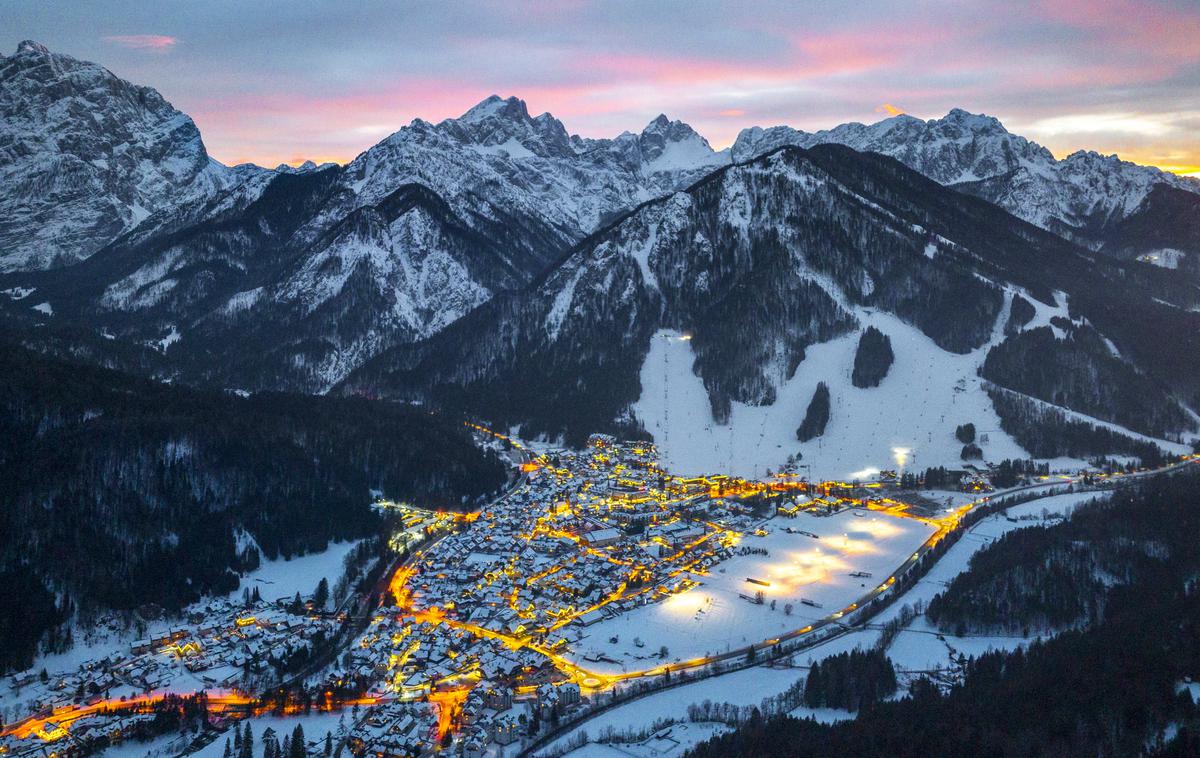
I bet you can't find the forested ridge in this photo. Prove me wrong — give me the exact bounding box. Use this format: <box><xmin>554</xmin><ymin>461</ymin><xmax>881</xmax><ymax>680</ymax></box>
<box><xmin>0</xmin><ymin>343</ymin><xmax>507</xmax><ymax>671</ymax></box>
<box><xmin>687</xmin><ymin>471</ymin><xmax>1200</xmax><ymax>757</ymax></box>
<box><xmin>982</xmin><ymin>323</ymin><xmax>1192</xmax><ymax>439</ymax></box>
<box><xmin>988</xmin><ymin>386</ymin><xmax>1172</xmax><ymax>465</ymax></box>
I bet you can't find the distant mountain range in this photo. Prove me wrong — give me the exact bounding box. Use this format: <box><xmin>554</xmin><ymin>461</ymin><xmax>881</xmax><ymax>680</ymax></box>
<box><xmin>2</xmin><ymin>40</ymin><xmax>1198</xmax><ymax>474</ymax></box>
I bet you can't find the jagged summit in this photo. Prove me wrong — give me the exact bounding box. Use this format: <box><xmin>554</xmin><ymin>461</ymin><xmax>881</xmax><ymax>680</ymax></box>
<box><xmin>730</xmin><ymin>107</ymin><xmax>1197</xmax><ymax>247</ymax></box>
<box><xmin>459</xmin><ymin>94</ymin><xmax>531</xmax><ymax>123</ymax></box>
<box><xmin>942</xmin><ymin>107</ymin><xmax>1005</xmax><ymax>129</ymax></box>
<box><xmin>0</xmin><ymin>41</ymin><xmax>252</xmax><ymax>271</ymax></box>
<box><xmin>3</xmin><ymin>40</ymin><xmax>1198</xmax><ymax>406</ymax></box>
<box><xmin>15</xmin><ymin>39</ymin><xmax>51</xmax><ymax>56</ymax></box>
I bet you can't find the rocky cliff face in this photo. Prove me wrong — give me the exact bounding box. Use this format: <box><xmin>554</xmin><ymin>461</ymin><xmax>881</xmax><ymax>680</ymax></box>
<box><xmin>0</xmin><ymin>41</ymin><xmax>263</xmax><ymax>271</ymax></box>
<box><xmin>2</xmin><ymin>53</ymin><xmax>730</xmax><ymax>390</ymax></box>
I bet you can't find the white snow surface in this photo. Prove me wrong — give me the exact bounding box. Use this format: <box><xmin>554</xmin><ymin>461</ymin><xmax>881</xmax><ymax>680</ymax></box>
<box><xmin>563</xmin><ymin>509</ymin><xmax>933</xmax><ymax>674</ymax></box>
<box><xmin>542</xmin><ymin>666</ymin><xmax>847</xmax><ymax>757</ymax></box>
<box><xmin>227</xmin><ymin>539</ymin><xmax>362</xmax><ymax>605</ymax></box>
<box><xmin>550</xmin><ymin>488</ymin><xmax>1104</xmax><ymax>755</ymax></box>
<box><xmin>635</xmin><ymin>307</ymin><xmax>1029</xmax><ymax>481</ymax></box>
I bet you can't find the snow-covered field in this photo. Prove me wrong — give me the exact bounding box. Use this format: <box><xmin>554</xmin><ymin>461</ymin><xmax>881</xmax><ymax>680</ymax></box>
<box><xmin>100</xmin><ymin>710</ymin><xmax>348</xmax><ymax>758</ymax></box>
<box><xmin>547</xmin><ymin>489</ymin><xmax>1105</xmax><ymax>757</ymax></box>
<box><xmin>552</xmin><ymin>723</ymin><xmax>731</xmax><ymax>758</ymax></box>
<box><xmin>635</xmin><ymin>307</ymin><xmax>1030</xmax><ymax>480</ymax></box>
<box><xmin>540</xmin><ymin>665</ymin><xmax>850</xmax><ymax>757</ymax></box>
<box><xmin>227</xmin><ymin>539</ymin><xmax>362</xmax><ymax>605</ymax></box>
<box><xmin>564</xmin><ymin>510</ymin><xmax>933</xmax><ymax>673</ymax></box>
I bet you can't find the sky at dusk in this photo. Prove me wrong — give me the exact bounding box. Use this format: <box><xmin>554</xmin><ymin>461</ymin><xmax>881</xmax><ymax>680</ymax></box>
<box><xmin>7</xmin><ymin>0</ymin><xmax>1200</xmax><ymax>175</ymax></box>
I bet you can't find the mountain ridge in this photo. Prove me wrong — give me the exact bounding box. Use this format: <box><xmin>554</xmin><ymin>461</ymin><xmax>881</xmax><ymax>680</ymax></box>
<box><xmin>3</xmin><ymin>41</ymin><xmax>1199</xmax><ymax>475</ymax></box>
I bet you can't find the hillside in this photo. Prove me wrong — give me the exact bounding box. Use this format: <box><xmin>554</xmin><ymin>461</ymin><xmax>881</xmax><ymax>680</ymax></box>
<box><xmin>0</xmin><ymin>343</ymin><xmax>506</xmax><ymax>670</ymax></box>
<box><xmin>342</xmin><ymin>145</ymin><xmax>1199</xmax><ymax>476</ymax></box>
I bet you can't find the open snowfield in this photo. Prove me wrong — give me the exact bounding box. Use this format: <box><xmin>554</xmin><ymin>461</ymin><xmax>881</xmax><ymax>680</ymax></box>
<box><xmin>635</xmin><ymin>306</ymin><xmax>1031</xmax><ymax>481</ymax></box>
<box><xmin>541</xmin><ymin>665</ymin><xmax>852</xmax><ymax>758</ymax></box>
<box><xmin>564</xmin><ymin>510</ymin><xmax>934</xmax><ymax>673</ymax></box>
<box><xmin>227</xmin><ymin>540</ymin><xmax>362</xmax><ymax>605</ymax></box>
<box><xmin>551</xmin><ymin>723</ymin><xmax>731</xmax><ymax>758</ymax></box>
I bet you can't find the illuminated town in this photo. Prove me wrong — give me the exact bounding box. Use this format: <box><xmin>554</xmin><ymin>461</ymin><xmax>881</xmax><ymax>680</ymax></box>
<box><xmin>2</xmin><ymin>428</ymin><xmax>1192</xmax><ymax>757</ymax></box>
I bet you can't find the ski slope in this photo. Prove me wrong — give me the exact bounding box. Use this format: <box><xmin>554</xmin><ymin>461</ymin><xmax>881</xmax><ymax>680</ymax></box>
<box><xmin>634</xmin><ymin>305</ymin><xmax>1029</xmax><ymax>480</ymax></box>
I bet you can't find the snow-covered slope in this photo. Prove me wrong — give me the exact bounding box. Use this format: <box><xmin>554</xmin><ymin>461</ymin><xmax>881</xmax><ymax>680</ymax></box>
<box><xmin>0</xmin><ymin>41</ymin><xmax>260</xmax><ymax>271</ymax></box>
<box><xmin>731</xmin><ymin>108</ymin><xmax>1200</xmax><ymax>249</ymax></box>
<box><xmin>3</xmin><ymin>61</ymin><xmax>729</xmax><ymax>390</ymax></box>
<box><xmin>4</xmin><ymin>40</ymin><xmax>1198</xmax><ymax>427</ymax></box>
<box><xmin>345</xmin><ymin>143</ymin><xmax>1199</xmax><ymax>471</ymax></box>
<box><xmin>634</xmin><ymin>311</ymin><xmax>1031</xmax><ymax>481</ymax></box>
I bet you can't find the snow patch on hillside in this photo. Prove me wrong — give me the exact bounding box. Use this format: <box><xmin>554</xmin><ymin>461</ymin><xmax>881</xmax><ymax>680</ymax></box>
<box><xmin>1136</xmin><ymin>248</ymin><xmax>1184</xmax><ymax>269</ymax></box>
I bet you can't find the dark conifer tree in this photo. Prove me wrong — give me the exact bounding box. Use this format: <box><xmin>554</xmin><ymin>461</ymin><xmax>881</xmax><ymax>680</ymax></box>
<box><xmin>851</xmin><ymin>327</ymin><xmax>894</xmax><ymax>388</ymax></box>
<box><xmin>796</xmin><ymin>382</ymin><xmax>831</xmax><ymax>441</ymax></box>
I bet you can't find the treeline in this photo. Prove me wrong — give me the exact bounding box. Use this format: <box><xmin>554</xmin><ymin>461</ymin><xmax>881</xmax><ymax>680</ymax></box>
<box><xmin>926</xmin><ymin>529</ymin><xmax>1106</xmax><ymax>635</ymax></box>
<box><xmin>687</xmin><ymin>471</ymin><xmax>1200</xmax><ymax>757</ymax></box>
<box><xmin>982</xmin><ymin>324</ymin><xmax>1192</xmax><ymax>439</ymax></box>
<box><xmin>988</xmin><ymin>386</ymin><xmax>1169</xmax><ymax>464</ymax></box>
<box><xmin>897</xmin><ymin>458</ymin><xmax>1049</xmax><ymax>489</ymax></box>
<box><xmin>803</xmin><ymin>648</ymin><xmax>897</xmax><ymax>710</ymax></box>
<box><xmin>0</xmin><ymin>343</ymin><xmax>506</xmax><ymax>672</ymax></box>
<box><xmin>1003</xmin><ymin>293</ymin><xmax>1035</xmax><ymax>335</ymax></box>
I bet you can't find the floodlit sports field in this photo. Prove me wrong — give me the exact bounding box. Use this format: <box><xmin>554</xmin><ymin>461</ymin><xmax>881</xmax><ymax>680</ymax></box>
<box><xmin>564</xmin><ymin>508</ymin><xmax>935</xmax><ymax>674</ymax></box>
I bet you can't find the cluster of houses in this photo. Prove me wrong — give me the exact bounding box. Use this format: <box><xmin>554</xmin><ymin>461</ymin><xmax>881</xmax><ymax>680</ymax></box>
<box><xmin>2</xmin><ymin>596</ymin><xmax>338</xmax><ymax>756</ymax></box>
<box><xmin>131</xmin><ymin>600</ymin><xmax>339</xmax><ymax>686</ymax></box>
<box><xmin>338</xmin><ymin>435</ymin><xmax>790</xmax><ymax>753</ymax></box>
<box><xmin>3</xmin><ymin>434</ymin><xmax>844</xmax><ymax>756</ymax></box>
<box><xmin>346</xmin><ymin>700</ymin><xmax>440</xmax><ymax>757</ymax></box>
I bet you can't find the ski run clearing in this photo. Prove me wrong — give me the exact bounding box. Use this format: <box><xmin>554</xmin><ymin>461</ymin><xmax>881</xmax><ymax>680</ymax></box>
<box><xmin>635</xmin><ymin>308</ymin><xmax>1030</xmax><ymax>481</ymax></box>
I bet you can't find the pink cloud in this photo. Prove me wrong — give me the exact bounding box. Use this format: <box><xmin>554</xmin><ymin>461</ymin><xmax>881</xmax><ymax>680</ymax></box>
<box><xmin>103</xmin><ymin>35</ymin><xmax>178</xmax><ymax>52</ymax></box>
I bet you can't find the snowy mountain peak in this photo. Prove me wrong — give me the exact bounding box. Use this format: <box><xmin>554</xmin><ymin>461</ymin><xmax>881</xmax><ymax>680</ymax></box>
<box><xmin>635</xmin><ymin>114</ymin><xmax>722</xmax><ymax>171</ymax></box>
<box><xmin>15</xmin><ymin>39</ymin><xmax>51</xmax><ymax>56</ymax></box>
<box><xmin>941</xmin><ymin>107</ymin><xmax>1006</xmax><ymax>131</ymax></box>
<box><xmin>0</xmin><ymin>41</ymin><xmax>246</xmax><ymax>271</ymax></box>
<box><xmin>460</xmin><ymin>94</ymin><xmax>531</xmax><ymax>123</ymax></box>
<box><xmin>641</xmin><ymin>113</ymin><xmax>707</xmax><ymax>142</ymax></box>
<box><xmin>728</xmin><ymin>106</ymin><xmax>1200</xmax><ymax>246</ymax></box>
<box><xmin>646</xmin><ymin>113</ymin><xmax>672</xmax><ymax>129</ymax></box>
